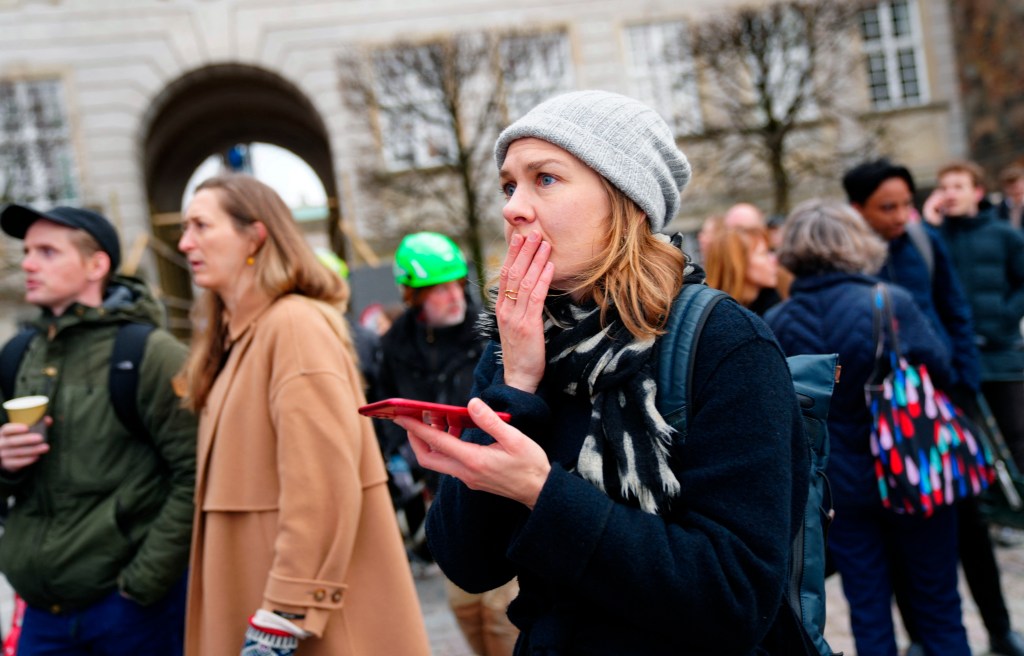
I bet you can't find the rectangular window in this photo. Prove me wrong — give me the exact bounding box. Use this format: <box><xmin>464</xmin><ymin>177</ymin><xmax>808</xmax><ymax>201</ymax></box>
<box><xmin>373</xmin><ymin>45</ymin><xmax>459</xmax><ymax>171</ymax></box>
<box><xmin>859</xmin><ymin>0</ymin><xmax>928</xmax><ymax>109</ymax></box>
<box><xmin>624</xmin><ymin>21</ymin><xmax>702</xmax><ymax>136</ymax></box>
<box><xmin>0</xmin><ymin>78</ymin><xmax>78</xmax><ymax>206</ymax></box>
<box><xmin>372</xmin><ymin>33</ymin><xmax>574</xmax><ymax>171</ymax></box>
<box><xmin>500</xmin><ymin>32</ymin><xmax>574</xmax><ymax>122</ymax></box>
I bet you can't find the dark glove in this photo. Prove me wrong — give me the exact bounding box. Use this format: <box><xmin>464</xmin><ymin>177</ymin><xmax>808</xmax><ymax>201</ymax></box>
<box><xmin>241</xmin><ymin>625</ymin><xmax>298</xmax><ymax>656</ymax></box>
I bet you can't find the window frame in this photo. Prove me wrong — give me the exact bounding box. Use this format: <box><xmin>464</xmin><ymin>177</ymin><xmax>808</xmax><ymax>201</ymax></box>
<box><xmin>0</xmin><ymin>76</ymin><xmax>79</xmax><ymax>206</ymax></box>
<box><xmin>372</xmin><ymin>44</ymin><xmax>460</xmax><ymax>172</ymax></box>
<box><xmin>623</xmin><ymin>20</ymin><xmax>703</xmax><ymax>136</ymax></box>
<box><xmin>499</xmin><ymin>30</ymin><xmax>575</xmax><ymax>123</ymax></box>
<box><xmin>859</xmin><ymin>0</ymin><xmax>930</xmax><ymax>110</ymax></box>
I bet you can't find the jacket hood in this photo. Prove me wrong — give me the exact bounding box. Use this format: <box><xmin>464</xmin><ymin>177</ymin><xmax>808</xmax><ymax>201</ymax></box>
<box><xmin>32</xmin><ymin>274</ymin><xmax>166</xmax><ymax>332</ymax></box>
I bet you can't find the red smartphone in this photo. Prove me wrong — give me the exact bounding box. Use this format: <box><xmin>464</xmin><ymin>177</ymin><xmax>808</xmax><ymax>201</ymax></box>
<box><xmin>358</xmin><ymin>398</ymin><xmax>510</xmax><ymax>430</ymax></box>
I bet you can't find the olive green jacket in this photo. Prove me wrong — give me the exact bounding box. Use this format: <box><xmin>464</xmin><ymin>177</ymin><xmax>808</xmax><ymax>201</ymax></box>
<box><xmin>0</xmin><ymin>275</ymin><xmax>196</xmax><ymax>608</ymax></box>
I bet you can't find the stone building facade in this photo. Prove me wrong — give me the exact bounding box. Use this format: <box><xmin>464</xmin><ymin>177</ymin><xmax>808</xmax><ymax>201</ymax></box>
<box><xmin>0</xmin><ymin>0</ymin><xmax>982</xmax><ymax>337</ymax></box>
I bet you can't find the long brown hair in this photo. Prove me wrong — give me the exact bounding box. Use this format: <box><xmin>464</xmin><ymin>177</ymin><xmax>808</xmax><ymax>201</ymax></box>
<box><xmin>704</xmin><ymin>226</ymin><xmax>770</xmax><ymax>305</ymax></box>
<box><xmin>568</xmin><ymin>178</ymin><xmax>687</xmax><ymax>339</ymax></box>
<box><xmin>180</xmin><ymin>173</ymin><xmax>350</xmax><ymax>410</ymax></box>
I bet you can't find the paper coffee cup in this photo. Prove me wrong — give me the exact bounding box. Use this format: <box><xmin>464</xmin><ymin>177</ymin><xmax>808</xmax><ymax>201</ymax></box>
<box><xmin>3</xmin><ymin>395</ymin><xmax>49</xmax><ymax>426</ymax></box>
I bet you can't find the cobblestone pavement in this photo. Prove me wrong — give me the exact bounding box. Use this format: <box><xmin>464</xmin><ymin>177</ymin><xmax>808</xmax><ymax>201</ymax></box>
<box><xmin>823</xmin><ymin>538</ymin><xmax>1024</xmax><ymax>656</ymax></box>
<box><xmin>414</xmin><ymin>565</ymin><xmax>475</xmax><ymax>656</ymax></box>
<box><xmin>415</xmin><ymin>537</ymin><xmax>1024</xmax><ymax>656</ymax></box>
<box><xmin>0</xmin><ymin>536</ymin><xmax>1018</xmax><ymax>655</ymax></box>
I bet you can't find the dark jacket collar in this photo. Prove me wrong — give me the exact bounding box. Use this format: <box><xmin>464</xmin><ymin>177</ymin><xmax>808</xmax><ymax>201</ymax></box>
<box><xmin>788</xmin><ymin>270</ymin><xmax>879</xmax><ymax>295</ymax></box>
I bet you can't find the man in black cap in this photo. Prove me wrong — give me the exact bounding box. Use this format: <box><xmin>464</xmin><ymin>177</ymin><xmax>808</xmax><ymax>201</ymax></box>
<box><xmin>0</xmin><ymin>204</ymin><xmax>196</xmax><ymax>655</ymax></box>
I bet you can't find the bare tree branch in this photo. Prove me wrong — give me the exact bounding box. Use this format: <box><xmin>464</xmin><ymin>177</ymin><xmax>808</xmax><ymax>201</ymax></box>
<box><xmin>693</xmin><ymin>0</ymin><xmax>879</xmax><ymax>214</ymax></box>
<box><xmin>336</xmin><ymin>29</ymin><xmax>571</xmax><ymax>293</ymax></box>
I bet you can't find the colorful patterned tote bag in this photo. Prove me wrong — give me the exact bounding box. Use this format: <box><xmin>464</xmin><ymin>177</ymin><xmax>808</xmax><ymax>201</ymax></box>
<box><xmin>866</xmin><ymin>284</ymin><xmax>996</xmax><ymax>515</ymax></box>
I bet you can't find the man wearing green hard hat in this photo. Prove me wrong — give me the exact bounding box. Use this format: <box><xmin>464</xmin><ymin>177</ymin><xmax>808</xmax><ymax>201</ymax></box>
<box><xmin>376</xmin><ymin>231</ymin><xmax>482</xmax><ymax>465</ymax></box>
<box><xmin>390</xmin><ymin>232</ymin><xmax>472</xmax><ymax>327</ymax></box>
<box><xmin>376</xmin><ymin>232</ymin><xmax>520</xmax><ymax>656</ymax></box>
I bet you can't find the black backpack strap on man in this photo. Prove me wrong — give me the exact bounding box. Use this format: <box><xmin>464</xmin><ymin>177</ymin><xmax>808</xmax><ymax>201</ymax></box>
<box><xmin>108</xmin><ymin>322</ymin><xmax>155</xmax><ymax>439</ymax></box>
<box><xmin>655</xmin><ymin>283</ymin><xmax>841</xmax><ymax>656</ymax></box>
<box><xmin>0</xmin><ymin>327</ymin><xmax>37</xmax><ymax>401</ymax></box>
<box><xmin>0</xmin><ymin>322</ymin><xmax>154</xmax><ymax>439</ymax></box>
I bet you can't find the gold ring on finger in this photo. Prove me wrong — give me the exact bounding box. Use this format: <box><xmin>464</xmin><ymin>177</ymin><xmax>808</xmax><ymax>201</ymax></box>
<box><xmin>504</xmin><ymin>289</ymin><xmax>519</xmax><ymax>301</ymax></box>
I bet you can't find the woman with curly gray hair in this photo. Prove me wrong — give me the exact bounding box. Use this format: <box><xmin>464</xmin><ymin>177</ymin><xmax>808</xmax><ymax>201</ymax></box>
<box><xmin>766</xmin><ymin>199</ymin><xmax>970</xmax><ymax>656</ymax></box>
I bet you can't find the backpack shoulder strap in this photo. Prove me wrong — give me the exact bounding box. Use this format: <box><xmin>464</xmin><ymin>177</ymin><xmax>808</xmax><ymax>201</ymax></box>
<box><xmin>656</xmin><ymin>284</ymin><xmax>729</xmax><ymax>437</ymax></box>
<box><xmin>109</xmin><ymin>322</ymin><xmax>155</xmax><ymax>438</ymax></box>
<box><xmin>1</xmin><ymin>327</ymin><xmax>40</xmax><ymax>401</ymax></box>
<box><xmin>905</xmin><ymin>221</ymin><xmax>934</xmax><ymax>281</ymax></box>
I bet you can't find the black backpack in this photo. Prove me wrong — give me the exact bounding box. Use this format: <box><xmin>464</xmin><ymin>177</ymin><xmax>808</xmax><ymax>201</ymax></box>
<box><xmin>656</xmin><ymin>284</ymin><xmax>840</xmax><ymax>656</ymax></box>
<box><xmin>0</xmin><ymin>322</ymin><xmax>155</xmax><ymax>439</ymax></box>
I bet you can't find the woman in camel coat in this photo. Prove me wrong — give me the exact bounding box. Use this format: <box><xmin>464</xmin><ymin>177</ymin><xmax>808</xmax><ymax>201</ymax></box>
<box><xmin>178</xmin><ymin>173</ymin><xmax>429</xmax><ymax>656</ymax></box>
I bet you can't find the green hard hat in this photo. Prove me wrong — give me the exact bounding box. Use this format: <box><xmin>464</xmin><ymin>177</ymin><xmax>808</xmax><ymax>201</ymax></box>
<box><xmin>315</xmin><ymin>247</ymin><xmax>349</xmax><ymax>279</ymax></box>
<box><xmin>393</xmin><ymin>232</ymin><xmax>468</xmax><ymax>288</ymax></box>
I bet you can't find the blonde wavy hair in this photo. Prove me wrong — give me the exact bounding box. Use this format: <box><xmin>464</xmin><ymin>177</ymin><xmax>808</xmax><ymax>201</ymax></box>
<box><xmin>180</xmin><ymin>173</ymin><xmax>350</xmax><ymax>411</ymax></box>
<box><xmin>565</xmin><ymin>178</ymin><xmax>687</xmax><ymax>340</ymax></box>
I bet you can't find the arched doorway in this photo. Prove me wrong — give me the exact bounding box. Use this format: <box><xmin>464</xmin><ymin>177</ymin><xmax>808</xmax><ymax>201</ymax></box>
<box><xmin>140</xmin><ymin>63</ymin><xmax>340</xmax><ymax>333</ymax></box>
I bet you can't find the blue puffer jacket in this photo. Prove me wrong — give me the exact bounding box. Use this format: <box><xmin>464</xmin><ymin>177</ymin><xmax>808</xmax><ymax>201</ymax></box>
<box><xmin>878</xmin><ymin>225</ymin><xmax>980</xmax><ymax>392</ymax></box>
<box><xmin>766</xmin><ymin>272</ymin><xmax>951</xmax><ymax>509</ymax></box>
<box><xmin>939</xmin><ymin>210</ymin><xmax>1024</xmax><ymax>381</ymax></box>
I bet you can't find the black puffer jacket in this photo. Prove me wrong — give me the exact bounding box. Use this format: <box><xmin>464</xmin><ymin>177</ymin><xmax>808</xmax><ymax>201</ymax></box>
<box><xmin>940</xmin><ymin>210</ymin><xmax>1024</xmax><ymax>381</ymax></box>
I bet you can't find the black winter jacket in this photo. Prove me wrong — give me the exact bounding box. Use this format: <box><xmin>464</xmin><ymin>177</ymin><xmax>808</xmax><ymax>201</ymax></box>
<box><xmin>428</xmin><ymin>297</ymin><xmax>807</xmax><ymax>655</ymax></box>
<box><xmin>374</xmin><ymin>296</ymin><xmax>485</xmax><ymax>456</ymax></box>
<box><xmin>939</xmin><ymin>211</ymin><xmax>1024</xmax><ymax>381</ymax></box>
<box><xmin>878</xmin><ymin>224</ymin><xmax>980</xmax><ymax>391</ymax></box>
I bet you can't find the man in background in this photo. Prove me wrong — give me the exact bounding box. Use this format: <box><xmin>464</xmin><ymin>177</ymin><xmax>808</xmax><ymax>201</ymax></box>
<box><xmin>0</xmin><ymin>203</ymin><xmax>196</xmax><ymax>655</ymax></box>
<box><xmin>919</xmin><ymin>160</ymin><xmax>1024</xmax><ymax>656</ymax></box>
<box><xmin>377</xmin><ymin>231</ymin><xmax>518</xmax><ymax>656</ymax></box>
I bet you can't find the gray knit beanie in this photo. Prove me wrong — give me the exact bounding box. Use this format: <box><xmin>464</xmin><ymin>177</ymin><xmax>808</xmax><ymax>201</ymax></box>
<box><xmin>494</xmin><ymin>90</ymin><xmax>691</xmax><ymax>233</ymax></box>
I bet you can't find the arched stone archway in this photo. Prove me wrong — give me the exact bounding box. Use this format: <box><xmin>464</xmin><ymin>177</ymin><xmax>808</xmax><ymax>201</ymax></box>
<box><xmin>140</xmin><ymin>63</ymin><xmax>340</xmax><ymax>332</ymax></box>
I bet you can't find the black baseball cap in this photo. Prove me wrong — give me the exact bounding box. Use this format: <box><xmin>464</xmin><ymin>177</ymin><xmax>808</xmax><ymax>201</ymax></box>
<box><xmin>1</xmin><ymin>203</ymin><xmax>121</xmax><ymax>272</ymax></box>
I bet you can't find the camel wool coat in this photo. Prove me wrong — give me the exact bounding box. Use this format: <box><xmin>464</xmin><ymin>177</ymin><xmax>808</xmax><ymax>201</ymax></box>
<box><xmin>184</xmin><ymin>293</ymin><xmax>430</xmax><ymax>656</ymax></box>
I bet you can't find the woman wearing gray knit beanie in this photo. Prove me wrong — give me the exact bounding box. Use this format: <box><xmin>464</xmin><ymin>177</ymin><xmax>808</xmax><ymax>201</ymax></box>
<box><xmin>398</xmin><ymin>90</ymin><xmax>810</xmax><ymax>655</ymax></box>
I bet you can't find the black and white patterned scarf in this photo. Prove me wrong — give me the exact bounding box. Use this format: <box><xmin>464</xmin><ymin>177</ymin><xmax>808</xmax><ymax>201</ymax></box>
<box><xmin>480</xmin><ymin>235</ymin><xmax>704</xmax><ymax>514</ymax></box>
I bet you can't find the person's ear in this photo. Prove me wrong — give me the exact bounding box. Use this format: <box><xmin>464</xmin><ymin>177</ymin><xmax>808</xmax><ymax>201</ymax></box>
<box><xmin>250</xmin><ymin>221</ymin><xmax>268</xmax><ymax>253</ymax></box>
<box><xmin>85</xmin><ymin>251</ymin><xmax>111</xmax><ymax>283</ymax></box>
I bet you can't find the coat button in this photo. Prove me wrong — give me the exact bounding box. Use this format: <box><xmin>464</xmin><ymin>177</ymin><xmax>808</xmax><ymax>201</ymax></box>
<box><xmin>313</xmin><ymin>589</ymin><xmax>326</xmax><ymax>602</ymax></box>
<box><xmin>331</xmin><ymin>590</ymin><xmax>343</xmax><ymax>603</ymax></box>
